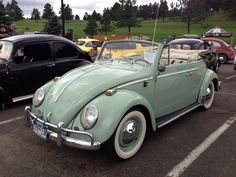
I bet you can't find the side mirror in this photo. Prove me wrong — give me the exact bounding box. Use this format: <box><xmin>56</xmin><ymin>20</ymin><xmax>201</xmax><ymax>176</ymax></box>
<box><xmin>158</xmin><ymin>64</ymin><xmax>166</xmax><ymax>72</ymax></box>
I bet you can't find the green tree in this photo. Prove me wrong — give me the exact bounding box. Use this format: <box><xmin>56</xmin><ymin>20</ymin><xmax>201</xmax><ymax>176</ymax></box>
<box><xmin>42</xmin><ymin>3</ymin><xmax>55</xmax><ymax>19</ymax></box>
<box><xmin>84</xmin><ymin>17</ymin><xmax>98</xmax><ymax>38</ymax></box>
<box><xmin>60</xmin><ymin>4</ymin><xmax>74</xmax><ymax>22</ymax></box>
<box><xmin>31</xmin><ymin>8</ymin><xmax>40</xmax><ymax>22</ymax></box>
<box><xmin>110</xmin><ymin>2</ymin><xmax>122</xmax><ymax>21</ymax></box>
<box><xmin>64</xmin><ymin>4</ymin><xmax>74</xmax><ymax>21</ymax></box>
<box><xmin>0</xmin><ymin>0</ymin><xmax>10</xmax><ymax>25</ymax></box>
<box><xmin>43</xmin><ymin>15</ymin><xmax>61</xmax><ymax>35</ymax></box>
<box><xmin>116</xmin><ymin>0</ymin><xmax>139</xmax><ymax>32</ymax></box>
<box><xmin>5</xmin><ymin>0</ymin><xmax>23</xmax><ymax>21</ymax></box>
<box><xmin>176</xmin><ymin>0</ymin><xmax>208</xmax><ymax>34</ymax></box>
<box><xmin>75</xmin><ymin>14</ymin><xmax>80</xmax><ymax>20</ymax></box>
<box><xmin>100</xmin><ymin>8</ymin><xmax>114</xmax><ymax>35</ymax></box>
<box><xmin>83</xmin><ymin>12</ymin><xmax>89</xmax><ymax>20</ymax></box>
<box><xmin>159</xmin><ymin>0</ymin><xmax>169</xmax><ymax>22</ymax></box>
<box><xmin>92</xmin><ymin>10</ymin><xmax>101</xmax><ymax>21</ymax></box>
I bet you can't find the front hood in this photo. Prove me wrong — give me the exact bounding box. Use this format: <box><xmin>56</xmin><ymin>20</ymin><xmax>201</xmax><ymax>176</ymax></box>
<box><xmin>42</xmin><ymin>62</ymin><xmax>150</xmax><ymax>126</ymax></box>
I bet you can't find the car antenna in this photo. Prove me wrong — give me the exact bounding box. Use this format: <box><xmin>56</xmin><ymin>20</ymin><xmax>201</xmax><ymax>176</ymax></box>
<box><xmin>152</xmin><ymin>1</ymin><xmax>160</xmax><ymax>47</ymax></box>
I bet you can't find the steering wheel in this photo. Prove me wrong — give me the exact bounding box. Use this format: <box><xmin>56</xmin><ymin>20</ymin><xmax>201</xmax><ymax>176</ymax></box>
<box><xmin>133</xmin><ymin>59</ymin><xmax>151</xmax><ymax>65</ymax></box>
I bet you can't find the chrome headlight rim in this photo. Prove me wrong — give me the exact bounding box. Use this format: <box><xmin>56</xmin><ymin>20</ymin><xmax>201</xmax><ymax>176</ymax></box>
<box><xmin>32</xmin><ymin>88</ymin><xmax>45</xmax><ymax>107</ymax></box>
<box><xmin>80</xmin><ymin>104</ymin><xmax>99</xmax><ymax>130</ymax></box>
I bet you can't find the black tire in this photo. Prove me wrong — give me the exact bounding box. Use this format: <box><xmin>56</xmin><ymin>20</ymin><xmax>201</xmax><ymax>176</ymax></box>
<box><xmin>218</xmin><ymin>54</ymin><xmax>228</xmax><ymax>64</ymax></box>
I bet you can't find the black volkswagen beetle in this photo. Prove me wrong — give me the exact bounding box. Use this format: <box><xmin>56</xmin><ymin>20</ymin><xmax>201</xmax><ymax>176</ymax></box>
<box><xmin>0</xmin><ymin>34</ymin><xmax>92</xmax><ymax>108</ymax></box>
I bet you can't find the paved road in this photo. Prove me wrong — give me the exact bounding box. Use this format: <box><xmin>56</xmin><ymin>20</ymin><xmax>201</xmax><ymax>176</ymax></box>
<box><xmin>0</xmin><ymin>64</ymin><xmax>236</xmax><ymax>177</ymax></box>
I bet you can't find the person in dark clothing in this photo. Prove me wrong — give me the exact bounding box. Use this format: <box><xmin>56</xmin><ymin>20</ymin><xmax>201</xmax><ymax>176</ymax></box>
<box><xmin>65</xmin><ymin>28</ymin><xmax>74</xmax><ymax>41</ymax></box>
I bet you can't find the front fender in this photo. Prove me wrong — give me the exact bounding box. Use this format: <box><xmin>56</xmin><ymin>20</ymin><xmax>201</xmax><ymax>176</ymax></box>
<box><xmin>72</xmin><ymin>90</ymin><xmax>155</xmax><ymax>144</ymax></box>
<box><xmin>199</xmin><ymin>69</ymin><xmax>218</xmax><ymax>98</ymax></box>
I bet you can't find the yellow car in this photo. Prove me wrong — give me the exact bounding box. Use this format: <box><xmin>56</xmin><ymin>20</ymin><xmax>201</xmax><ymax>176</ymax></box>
<box><xmin>77</xmin><ymin>39</ymin><xmax>102</xmax><ymax>52</ymax></box>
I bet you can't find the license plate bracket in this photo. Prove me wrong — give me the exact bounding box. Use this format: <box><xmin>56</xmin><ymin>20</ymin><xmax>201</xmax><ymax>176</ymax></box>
<box><xmin>33</xmin><ymin>120</ymin><xmax>48</xmax><ymax>140</ymax></box>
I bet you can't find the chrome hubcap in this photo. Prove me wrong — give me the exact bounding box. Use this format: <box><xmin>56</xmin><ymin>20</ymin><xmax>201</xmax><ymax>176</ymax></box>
<box><xmin>122</xmin><ymin>122</ymin><xmax>137</xmax><ymax>144</ymax></box>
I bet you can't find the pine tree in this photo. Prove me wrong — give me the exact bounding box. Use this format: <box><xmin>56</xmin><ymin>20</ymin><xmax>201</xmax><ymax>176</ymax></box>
<box><xmin>42</xmin><ymin>3</ymin><xmax>55</xmax><ymax>19</ymax></box>
<box><xmin>31</xmin><ymin>8</ymin><xmax>40</xmax><ymax>22</ymax></box>
<box><xmin>84</xmin><ymin>17</ymin><xmax>98</xmax><ymax>38</ymax></box>
<box><xmin>43</xmin><ymin>15</ymin><xmax>62</xmax><ymax>35</ymax></box>
<box><xmin>100</xmin><ymin>8</ymin><xmax>114</xmax><ymax>35</ymax></box>
<box><xmin>0</xmin><ymin>1</ymin><xmax>10</xmax><ymax>25</ymax></box>
<box><xmin>5</xmin><ymin>0</ymin><xmax>23</xmax><ymax>21</ymax></box>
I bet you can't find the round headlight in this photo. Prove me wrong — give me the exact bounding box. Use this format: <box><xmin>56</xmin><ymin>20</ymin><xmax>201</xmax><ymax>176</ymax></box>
<box><xmin>32</xmin><ymin>88</ymin><xmax>45</xmax><ymax>107</ymax></box>
<box><xmin>80</xmin><ymin>105</ymin><xmax>99</xmax><ymax>130</ymax></box>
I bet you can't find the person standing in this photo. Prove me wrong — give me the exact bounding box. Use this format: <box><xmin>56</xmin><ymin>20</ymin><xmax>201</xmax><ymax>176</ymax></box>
<box><xmin>89</xmin><ymin>44</ymin><xmax>98</xmax><ymax>62</ymax></box>
<box><xmin>10</xmin><ymin>24</ymin><xmax>19</xmax><ymax>36</ymax></box>
<box><xmin>65</xmin><ymin>28</ymin><xmax>74</xmax><ymax>41</ymax></box>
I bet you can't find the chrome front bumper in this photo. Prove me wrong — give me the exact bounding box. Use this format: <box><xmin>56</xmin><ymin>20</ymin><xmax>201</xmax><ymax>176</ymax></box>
<box><xmin>24</xmin><ymin>106</ymin><xmax>101</xmax><ymax>150</ymax></box>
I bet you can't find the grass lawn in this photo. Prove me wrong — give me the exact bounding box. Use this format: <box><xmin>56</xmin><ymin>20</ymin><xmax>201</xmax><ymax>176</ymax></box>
<box><xmin>14</xmin><ymin>12</ymin><xmax>236</xmax><ymax>44</ymax></box>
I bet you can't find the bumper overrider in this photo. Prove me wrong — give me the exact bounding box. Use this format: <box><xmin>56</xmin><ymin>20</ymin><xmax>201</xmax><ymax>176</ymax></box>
<box><xmin>24</xmin><ymin>106</ymin><xmax>101</xmax><ymax>150</ymax></box>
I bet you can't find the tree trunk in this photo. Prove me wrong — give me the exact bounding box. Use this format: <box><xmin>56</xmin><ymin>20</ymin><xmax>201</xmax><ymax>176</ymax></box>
<box><xmin>187</xmin><ymin>22</ymin><xmax>190</xmax><ymax>34</ymax></box>
<box><xmin>128</xmin><ymin>24</ymin><xmax>131</xmax><ymax>32</ymax></box>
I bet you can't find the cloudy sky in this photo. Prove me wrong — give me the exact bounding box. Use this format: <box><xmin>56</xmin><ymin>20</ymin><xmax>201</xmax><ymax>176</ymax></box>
<box><xmin>4</xmin><ymin>0</ymin><xmax>176</xmax><ymax>18</ymax></box>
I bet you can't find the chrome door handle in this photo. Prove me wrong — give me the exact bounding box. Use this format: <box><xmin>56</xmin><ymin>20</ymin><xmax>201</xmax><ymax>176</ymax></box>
<box><xmin>46</xmin><ymin>63</ymin><xmax>55</xmax><ymax>67</ymax></box>
<box><xmin>185</xmin><ymin>72</ymin><xmax>193</xmax><ymax>77</ymax></box>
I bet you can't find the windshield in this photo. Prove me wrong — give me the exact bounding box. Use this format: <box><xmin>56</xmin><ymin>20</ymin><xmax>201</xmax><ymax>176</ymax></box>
<box><xmin>97</xmin><ymin>41</ymin><xmax>159</xmax><ymax>65</ymax></box>
<box><xmin>0</xmin><ymin>41</ymin><xmax>13</xmax><ymax>61</ymax></box>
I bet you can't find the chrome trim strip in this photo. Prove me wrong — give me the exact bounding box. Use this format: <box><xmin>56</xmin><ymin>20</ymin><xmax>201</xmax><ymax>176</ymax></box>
<box><xmin>24</xmin><ymin>106</ymin><xmax>100</xmax><ymax>150</ymax></box>
<box><xmin>157</xmin><ymin>68</ymin><xmax>199</xmax><ymax>78</ymax></box>
<box><xmin>12</xmin><ymin>94</ymin><xmax>34</xmax><ymax>103</ymax></box>
<box><xmin>157</xmin><ymin>104</ymin><xmax>200</xmax><ymax>128</ymax></box>
<box><xmin>54</xmin><ymin>66</ymin><xmax>103</xmax><ymax>102</ymax></box>
<box><xmin>116</xmin><ymin>76</ymin><xmax>153</xmax><ymax>89</ymax></box>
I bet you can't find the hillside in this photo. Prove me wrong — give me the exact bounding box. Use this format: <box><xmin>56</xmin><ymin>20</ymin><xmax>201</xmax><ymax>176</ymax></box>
<box><xmin>14</xmin><ymin>13</ymin><xmax>236</xmax><ymax>44</ymax></box>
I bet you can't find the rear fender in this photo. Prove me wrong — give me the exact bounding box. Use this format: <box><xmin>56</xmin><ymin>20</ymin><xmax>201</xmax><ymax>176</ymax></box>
<box><xmin>198</xmin><ymin>69</ymin><xmax>218</xmax><ymax>103</ymax></box>
<box><xmin>72</xmin><ymin>90</ymin><xmax>155</xmax><ymax>144</ymax></box>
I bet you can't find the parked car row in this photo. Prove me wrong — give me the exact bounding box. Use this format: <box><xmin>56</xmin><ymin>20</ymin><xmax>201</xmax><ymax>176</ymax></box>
<box><xmin>168</xmin><ymin>37</ymin><xmax>235</xmax><ymax>64</ymax></box>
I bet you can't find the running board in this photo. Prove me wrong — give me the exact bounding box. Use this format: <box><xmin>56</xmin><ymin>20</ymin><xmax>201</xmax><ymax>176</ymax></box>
<box><xmin>157</xmin><ymin>103</ymin><xmax>200</xmax><ymax>128</ymax></box>
<box><xmin>12</xmin><ymin>94</ymin><xmax>34</xmax><ymax>103</ymax></box>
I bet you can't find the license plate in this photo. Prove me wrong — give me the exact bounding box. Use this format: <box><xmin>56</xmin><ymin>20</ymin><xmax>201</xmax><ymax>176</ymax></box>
<box><xmin>33</xmin><ymin>121</ymin><xmax>47</xmax><ymax>140</ymax></box>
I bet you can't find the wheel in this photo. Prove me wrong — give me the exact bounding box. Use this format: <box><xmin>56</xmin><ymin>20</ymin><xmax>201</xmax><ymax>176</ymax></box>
<box><xmin>113</xmin><ymin>110</ymin><xmax>146</xmax><ymax>159</ymax></box>
<box><xmin>202</xmin><ymin>81</ymin><xmax>215</xmax><ymax>110</ymax></box>
<box><xmin>218</xmin><ymin>54</ymin><xmax>228</xmax><ymax>64</ymax></box>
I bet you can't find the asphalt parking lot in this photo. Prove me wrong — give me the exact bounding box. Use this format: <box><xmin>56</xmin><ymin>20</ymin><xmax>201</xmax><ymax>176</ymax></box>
<box><xmin>0</xmin><ymin>64</ymin><xmax>236</xmax><ymax>177</ymax></box>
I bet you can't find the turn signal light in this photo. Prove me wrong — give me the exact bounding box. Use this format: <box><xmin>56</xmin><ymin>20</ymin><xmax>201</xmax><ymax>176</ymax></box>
<box><xmin>53</xmin><ymin>77</ymin><xmax>61</xmax><ymax>82</ymax></box>
<box><xmin>105</xmin><ymin>90</ymin><xmax>117</xmax><ymax>96</ymax></box>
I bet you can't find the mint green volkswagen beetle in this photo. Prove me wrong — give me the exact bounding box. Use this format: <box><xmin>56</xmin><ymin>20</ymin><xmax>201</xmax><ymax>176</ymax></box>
<box><xmin>25</xmin><ymin>40</ymin><xmax>219</xmax><ymax>159</ymax></box>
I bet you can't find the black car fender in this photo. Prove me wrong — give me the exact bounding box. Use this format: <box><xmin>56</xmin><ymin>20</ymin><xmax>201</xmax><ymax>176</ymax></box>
<box><xmin>0</xmin><ymin>86</ymin><xmax>7</xmax><ymax>104</ymax></box>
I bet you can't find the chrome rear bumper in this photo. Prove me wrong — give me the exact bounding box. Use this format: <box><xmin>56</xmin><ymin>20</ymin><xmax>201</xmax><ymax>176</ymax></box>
<box><xmin>24</xmin><ymin>106</ymin><xmax>101</xmax><ymax>150</ymax></box>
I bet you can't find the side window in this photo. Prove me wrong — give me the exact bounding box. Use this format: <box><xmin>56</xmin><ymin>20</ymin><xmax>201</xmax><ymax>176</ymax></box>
<box><xmin>85</xmin><ymin>42</ymin><xmax>92</xmax><ymax>47</ymax></box>
<box><xmin>13</xmin><ymin>43</ymin><xmax>51</xmax><ymax>64</ymax></box>
<box><xmin>209</xmin><ymin>41</ymin><xmax>221</xmax><ymax>49</ymax></box>
<box><xmin>53</xmin><ymin>43</ymin><xmax>78</xmax><ymax>59</ymax></box>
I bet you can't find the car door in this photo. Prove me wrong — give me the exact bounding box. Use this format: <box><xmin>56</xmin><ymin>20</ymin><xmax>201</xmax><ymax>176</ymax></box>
<box><xmin>6</xmin><ymin>42</ymin><xmax>55</xmax><ymax>99</ymax></box>
<box><xmin>154</xmin><ymin>47</ymin><xmax>202</xmax><ymax>118</ymax></box>
<box><xmin>52</xmin><ymin>42</ymin><xmax>90</xmax><ymax>77</ymax></box>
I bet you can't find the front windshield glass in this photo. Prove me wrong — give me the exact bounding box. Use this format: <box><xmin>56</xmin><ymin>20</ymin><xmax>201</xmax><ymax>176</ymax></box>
<box><xmin>97</xmin><ymin>41</ymin><xmax>159</xmax><ymax>65</ymax></box>
<box><xmin>0</xmin><ymin>41</ymin><xmax>13</xmax><ymax>61</ymax></box>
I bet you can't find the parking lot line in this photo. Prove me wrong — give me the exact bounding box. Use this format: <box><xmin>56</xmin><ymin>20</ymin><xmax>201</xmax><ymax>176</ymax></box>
<box><xmin>225</xmin><ymin>74</ymin><xmax>236</xmax><ymax>80</ymax></box>
<box><xmin>0</xmin><ymin>116</ymin><xmax>23</xmax><ymax>126</ymax></box>
<box><xmin>165</xmin><ymin>116</ymin><xmax>236</xmax><ymax>177</ymax></box>
<box><xmin>216</xmin><ymin>92</ymin><xmax>236</xmax><ymax>96</ymax></box>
